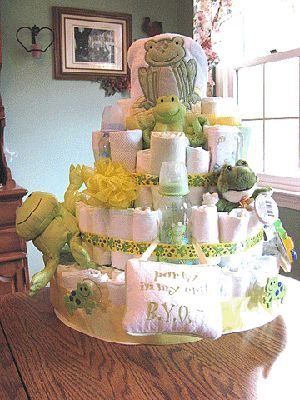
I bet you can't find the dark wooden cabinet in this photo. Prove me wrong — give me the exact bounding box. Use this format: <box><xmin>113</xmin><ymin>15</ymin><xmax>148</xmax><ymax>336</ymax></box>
<box><xmin>0</xmin><ymin>81</ymin><xmax>29</xmax><ymax>294</ymax></box>
<box><xmin>0</xmin><ymin>185</ymin><xmax>29</xmax><ymax>294</ymax></box>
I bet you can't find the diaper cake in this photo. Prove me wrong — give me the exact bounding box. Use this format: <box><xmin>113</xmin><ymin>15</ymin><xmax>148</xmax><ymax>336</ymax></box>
<box><xmin>16</xmin><ymin>34</ymin><xmax>296</xmax><ymax>345</ymax></box>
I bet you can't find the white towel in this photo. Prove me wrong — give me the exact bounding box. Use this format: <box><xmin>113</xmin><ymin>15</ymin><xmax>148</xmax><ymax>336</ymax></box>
<box><xmin>127</xmin><ymin>33</ymin><xmax>208</xmax><ymax>102</ymax></box>
<box><xmin>150</xmin><ymin>131</ymin><xmax>188</xmax><ymax>176</ymax></box>
<box><xmin>109</xmin><ymin>130</ymin><xmax>142</xmax><ymax>172</ymax></box>
<box><xmin>135</xmin><ymin>149</ymin><xmax>153</xmax><ymax>208</ymax></box>
<box><xmin>108</xmin><ymin>209</ymin><xmax>133</xmax><ymax>270</ymax></box>
<box><xmin>186</xmin><ymin>146</ymin><xmax>210</xmax><ymax>206</ymax></box>
<box><xmin>132</xmin><ymin>208</ymin><xmax>159</xmax><ymax>243</ymax></box>
<box><xmin>205</xmin><ymin>125</ymin><xmax>242</xmax><ymax>172</ymax></box>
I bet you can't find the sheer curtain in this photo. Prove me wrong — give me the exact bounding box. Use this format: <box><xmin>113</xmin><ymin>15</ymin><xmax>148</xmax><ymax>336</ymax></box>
<box><xmin>193</xmin><ymin>0</ymin><xmax>300</xmax><ymax>97</ymax></box>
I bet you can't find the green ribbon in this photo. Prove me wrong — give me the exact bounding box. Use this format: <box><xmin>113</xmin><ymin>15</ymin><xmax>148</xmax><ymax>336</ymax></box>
<box><xmin>81</xmin><ymin>229</ymin><xmax>264</xmax><ymax>260</ymax></box>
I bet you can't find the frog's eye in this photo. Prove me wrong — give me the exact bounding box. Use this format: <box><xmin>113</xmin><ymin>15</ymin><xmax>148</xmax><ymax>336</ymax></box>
<box><xmin>160</xmin><ymin>98</ymin><xmax>164</xmax><ymax>103</ymax></box>
<box><xmin>175</xmin><ymin>41</ymin><xmax>179</xmax><ymax>45</ymax></box>
<box><xmin>226</xmin><ymin>165</ymin><xmax>232</xmax><ymax>171</ymax></box>
<box><xmin>149</xmin><ymin>45</ymin><xmax>153</xmax><ymax>49</ymax></box>
<box><xmin>171</xmin><ymin>97</ymin><xmax>174</xmax><ymax>102</ymax></box>
<box><xmin>236</xmin><ymin>160</ymin><xmax>248</xmax><ymax>167</ymax></box>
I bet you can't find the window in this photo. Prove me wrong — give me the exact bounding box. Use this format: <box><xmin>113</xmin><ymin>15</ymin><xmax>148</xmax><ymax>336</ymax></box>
<box><xmin>217</xmin><ymin>0</ymin><xmax>300</xmax><ymax>209</ymax></box>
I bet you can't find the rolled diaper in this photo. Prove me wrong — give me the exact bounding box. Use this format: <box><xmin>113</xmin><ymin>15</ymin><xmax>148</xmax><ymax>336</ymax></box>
<box><xmin>91</xmin><ymin>207</ymin><xmax>111</xmax><ymax>265</ymax></box>
<box><xmin>108</xmin><ymin>209</ymin><xmax>133</xmax><ymax>270</ymax></box>
<box><xmin>76</xmin><ymin>202</ymin><xmax>94</xmax><ymax>259</ymax></box>
<box><xmin>218</xmin><ymin>209</ymin><xmax>250</xmax><ymax>268</ymax></box>
<box><xmin>135</xmin><ymin>149</ymin><xmax>153</xmax><ymax>208</ymax></box>
<box><xmin>150</xmin><ymin>131</ymin><xmax>188</xmax><ymax>176</ymax></box>
<box><xmin>151</xmin><ymin>187</ymin><xmax>162</xmax><ymax>211</ymax></box>
<box><xmin>92</xmin><ymin>130</ymin><xmax>103</xmax><ymax>161</ymax></box>
<box><xmin>192</xmin><ymin>204</ymin><xmax>220</xmax><ymax>265</ymax></box>
<box><xmin>218</xmin><ymin>209</ymin><xmax>249</xmax><ymax>243</ymax></box>
<box><xmin>76</xmin><ymin>202</ymin><xmax>111</xmax><ymax>266</ymax></box>
<box><xmin>132</xmin><ymin>208</ymin><xmax>159</xmax><ymax>243</ymax></box>
<box><xmin>109</xmin><ymin>130</ymin><xmax>142</xmax><ymax>172</ymax></box>
<box><xmin>107</xmin><ymin>271</ymin><xmax>126</xmax><ymax>306</ymax></box>
<box><xmin>220</xmin><ymin>255</ymin><xmax>278</xmax><ymax>300</ymax></box>
<box><xmin>192</xmin><ymin>206</ymin><xmax>219</xmax><ymax>243</ymax></box>
<box><xmin>137</xmin><ymin>149</ymin><xmax>151</xmax><ymax>173</ymax></box>
<box><xmin>186</xmin><ymin>146</ymin><xmax>210</xmax><ymax>206</ymax></box>
<box><xmin>201</xmin><ymin>97</ymin><xmax>223</xmax><ymax>116</ymax></box>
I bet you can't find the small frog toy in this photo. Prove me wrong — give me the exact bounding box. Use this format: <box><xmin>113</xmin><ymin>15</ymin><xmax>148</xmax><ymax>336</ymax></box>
<box><xmin>263</xmin><ymin>276</ymin><xmax>287</xmax><ymax>308</ymax></box>
<box><xmin>64</xmin><ymin>282</ymin><xmax>97</xmax><ymax>316</ymax></box>
<box><xmin>137</xmin><ymin>95</ymin><xmax>187</xmax><ymax>148</ymax></box>
<box><xmin>216</xmin><ymin>160</ymin><xmax>271</xmax><ymax>213</ymax></box>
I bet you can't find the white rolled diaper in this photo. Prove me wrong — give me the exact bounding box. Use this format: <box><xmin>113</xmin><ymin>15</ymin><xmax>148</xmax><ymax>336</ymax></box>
<box><xmin>108</xmin><ymin>209</ymin><xmax>133</xmax><ymax>270</ymax></box>
<box><xmin>186</xmin><ymin>146</ymin><xmax>210</xmax><ymax>206</ymax></box>
<box><xmin>150</xmin><ymin>131</ymin><xmax>188</xmax><ymax>176</ymax></box>
<box><xmin>135</xmin><ymin>149</ymin><xmax>153</xmax><ymax>208</ymax></box>
<box><xmin>132</xmin><ymin>208</ymin><xmax>159</xmax><ymax>243</ymax></box>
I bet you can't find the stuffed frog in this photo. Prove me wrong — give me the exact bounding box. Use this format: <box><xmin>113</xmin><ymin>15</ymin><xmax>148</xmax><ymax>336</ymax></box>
<box><xmin>16</xmin><ymin>191</ymin><xmax>96</xmax><ymax>296</ymax></box>
<box><xmin>216</xmin><ymin>160</ymin><xmax>271</xmax><ymax>212</ymax></box>
<box><xmin>137</xmin><ymin>95</ymin><xmax>187</xmax><ymax>148</ymax></box>
<box><xmin>138</xmin><ymin>36</ymin><xmax>200</xmax><ymax>109</ymax></box>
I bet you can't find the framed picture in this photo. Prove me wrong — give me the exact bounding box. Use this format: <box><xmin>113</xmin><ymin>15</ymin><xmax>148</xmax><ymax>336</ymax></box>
<box><xmin>52</xmin><ymin>7</ymin><xmax>132</xmax><ymax>80</ymax></box>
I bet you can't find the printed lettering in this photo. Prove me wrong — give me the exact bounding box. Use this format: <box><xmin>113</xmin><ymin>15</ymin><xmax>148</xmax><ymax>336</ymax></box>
<box><xmin>146</xmin><ymin>301</ymin><xmax>158</xmax><ymax>320</ymax></box>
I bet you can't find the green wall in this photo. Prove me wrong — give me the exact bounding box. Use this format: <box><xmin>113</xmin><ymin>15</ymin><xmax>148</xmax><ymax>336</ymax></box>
<box><xmin>1</xmin><ymin>0</ymin><xmax>192</xmax><ymax>277</ymax></box>
<box><xmin>2</xmin><ymin>0</ymin><xmax>299</xmax><ymax>280</ymax></box>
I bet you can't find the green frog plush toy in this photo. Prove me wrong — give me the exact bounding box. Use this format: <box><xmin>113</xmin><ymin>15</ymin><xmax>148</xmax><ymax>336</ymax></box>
<box><xmin>134</xmin><ymin>95</ymin><xmax>207</xmax><ymax>149</ymax></box>
<box><xmin>216</xmin><ymin>160</ymin><xmax>271</xmax><ymax>213</ymax></box>
<box><xmin>16</xmin><ymin>188</ymin><xmax>96</xmax><ymax>296</ymax></box>
<box><xmin>137</xmin><ymin>95</ymin><xmax>186</xmax><ymax>148</ymax></box>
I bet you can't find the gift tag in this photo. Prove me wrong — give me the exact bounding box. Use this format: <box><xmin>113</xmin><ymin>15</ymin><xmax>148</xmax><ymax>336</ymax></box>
<box><xmin>254</xmin><ymin>193</ymin><xmax>279</xmax><ymax>225</ymax></box>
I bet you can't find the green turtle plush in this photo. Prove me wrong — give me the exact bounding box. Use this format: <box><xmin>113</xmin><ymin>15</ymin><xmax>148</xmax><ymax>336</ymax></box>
<box><xmin>216</xmin><ymin>160</ymin><xmax>271</xmax><ymax>213</ymax></box>
<box><xmin>16</xmin><ymin>191</ymin><xmax>96</xmax><ymax>296</ymax></box>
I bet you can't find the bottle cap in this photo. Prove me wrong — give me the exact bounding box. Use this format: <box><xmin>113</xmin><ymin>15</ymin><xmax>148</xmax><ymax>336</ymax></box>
<box><xmin>159</xmin><ymin>162</ymin><xmax>189</xmax><ymax>196</ymax></box>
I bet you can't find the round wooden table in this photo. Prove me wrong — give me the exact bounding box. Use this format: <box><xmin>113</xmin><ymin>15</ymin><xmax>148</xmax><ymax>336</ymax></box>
<box><xmin>0</xmin><ymin>277</ymin><xmax>299</xmax><ymax>400</ymax></box>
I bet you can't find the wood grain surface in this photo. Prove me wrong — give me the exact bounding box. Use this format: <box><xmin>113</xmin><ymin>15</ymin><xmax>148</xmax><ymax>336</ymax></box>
<box><xmin>0</xmin><ymin>322</ymin><xmax>28</xmax><ymax>399</ymax></box>
<box><xmin>1</xmin><ymin>278</ymin><xmax>300</xmax><ymax>400</ymax></box>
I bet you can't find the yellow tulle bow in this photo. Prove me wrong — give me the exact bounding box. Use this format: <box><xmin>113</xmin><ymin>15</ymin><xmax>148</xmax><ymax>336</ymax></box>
<box><xmin>82</xmin><ymin>159</ymin><xmax>137</xmax><ymax>209</ymax></box>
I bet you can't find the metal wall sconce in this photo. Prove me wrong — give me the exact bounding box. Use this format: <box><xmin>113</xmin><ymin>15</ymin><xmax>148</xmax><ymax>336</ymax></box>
<box><xmin>16</xmin><ymin>25</ymin><xmax>54</xmax><ymax>59</ymax></box>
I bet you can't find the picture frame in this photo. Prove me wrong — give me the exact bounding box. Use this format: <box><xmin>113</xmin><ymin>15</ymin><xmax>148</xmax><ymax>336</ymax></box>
<box><xmin>52</xmin><ymin>7</ymin><xmax>132</xmax><ymax>80</ymax></box>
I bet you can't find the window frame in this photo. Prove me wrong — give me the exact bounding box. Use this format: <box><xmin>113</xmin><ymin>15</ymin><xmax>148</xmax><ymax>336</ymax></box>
<box><xmin>232</xmin><ymin>48</ymin><xmax>300</xmax><ymax>210</ymax></box>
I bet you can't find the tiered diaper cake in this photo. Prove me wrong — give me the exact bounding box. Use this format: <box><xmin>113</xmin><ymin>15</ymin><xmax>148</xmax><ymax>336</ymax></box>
<box><xmin>16</xmin><ymin>34</ymin><xmax>295</xmax><ymax>345</ymax></box>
